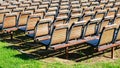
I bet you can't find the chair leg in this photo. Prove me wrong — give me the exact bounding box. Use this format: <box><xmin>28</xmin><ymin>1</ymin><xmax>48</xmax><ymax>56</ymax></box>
<box><xmin>65</xmin><ymin>47</ymin><xmax>68</xmax><ymax>59</ymax></box>
<box><xmin>10</xmin><ymin>32</ymin><xmax>13</xmax><ymax>40</ymax></box>
<box><xmin>45</xmin><ymin>46</ymin><xmax>49</xmax><ymax>50</ymax></box>
<box><xmin>111</xmin><ymin>47</ymin><xmax>114</xmax><ymax>59</ymax></box>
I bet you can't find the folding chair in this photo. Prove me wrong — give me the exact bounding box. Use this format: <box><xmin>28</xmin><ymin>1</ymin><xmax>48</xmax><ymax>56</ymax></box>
<box><xmin>19</xmin><ymin>14</ymin><xmax>41</xmax><ymax>33</ymax></box>
<box><xmin>86</xmin><ymin>24</ymin><xmax>117</xmax><ymax>58</ymax></box>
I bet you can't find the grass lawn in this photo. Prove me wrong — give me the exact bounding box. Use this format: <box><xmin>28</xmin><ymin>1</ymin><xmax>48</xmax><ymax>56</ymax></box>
<box><xmin>0</xmin><ymin>41</ymin><xmax>120</xmax><ymax>68</ymax></box>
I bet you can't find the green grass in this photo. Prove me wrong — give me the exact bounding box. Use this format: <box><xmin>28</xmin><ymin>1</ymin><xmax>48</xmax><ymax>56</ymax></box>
<box><xmin>0</xmin><ymin>41</ymin><xmax>120</xmax><ymax>68</ymax></box>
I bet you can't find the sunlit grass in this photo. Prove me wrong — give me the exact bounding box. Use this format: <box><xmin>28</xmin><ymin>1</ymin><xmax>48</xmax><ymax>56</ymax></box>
<box><xmin>0</xmin><ymin>41</ymin><xmax>120</xmax><ymax>68</ymax></box>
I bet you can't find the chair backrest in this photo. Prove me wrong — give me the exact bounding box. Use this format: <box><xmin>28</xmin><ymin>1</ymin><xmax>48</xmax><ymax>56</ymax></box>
<box><xmin>34</xmin><ymin>19</ymin><xmax>52</xmax><ymax>38</ymax></box>
<box><xmin>82</xmin><ymin>7</ymin><xmax>94</xmax><ymax>13</ymax></box>
<box><xmin>44</xmin><ymin>11</ymin><xmax>56</xmax><ymax>21</ymax></box>
<box><xmin>94</xmin><ymin>9</ymin><xmax>107</xmax><ymax>19</ymax></box>
<box><xmin>68</xmin><ymin>14</ymin><xmax>82</xmax><ymax>27</ymax></box>
<box><xmin>82</xmin><ymin>11</ymin><xmax>95</xmax><ymax>24</ymax></box>
<box><xmin>104</xmin><ymin>3</ymin><xmax>114</xmax><ymax>10</ymax></box>
<box><xmin>34</xmin><ymin>9</ymin><xmax>46</xmax><ymax>18</ymax></box>
<box><xmin>50</xmin><ymin>24</ymin><xmax>68</xmax><ymax>45</ymax></box>
<box><xmin>58</xmin><ymin>9</ymin><xmax>70</xmax><ymax>17</ymax></box>
<box><xmin>3</xmin><ymin>13</ymin><xmax>17</xmax><ymax>29</ymax></box>
<box><xmin>68</xmin><ymin>21</ymin><xmax>85</xmax><ymax>41</ymax></box>
<box><xmin>25</xmin><ymin>6</ymin><xmax>37</xmax><ymax>13</ymax></box>
<box><xmin>17</xmin><ymin>11</ymin><xmax>31</xmax><ymax>26</ymax></box>
<box><xmin>84</xmin><ymin>18</ymin><xmax>102</xmax><ymax>36</ymax></box>
<box><xmin>106</xmin><ymin>8</ymin><xmax>118</xmax><ymax>17</ymax></box>
<box><xmin>26</xmin><ymin>15</ymin><xmax>41</xmax><ymax>31</ymax></box>
<box><xmin>98</xmin><ymin>24</ymin><xmax>117</xmax><ymax>45</ymax></box>
<box><xmin>99</xmin><ymin>16</ymin><xmax>114</xmax><ymax>32</ymax></box>
<box><xmin>47</xmin><ymin>7</ymin><xmax>58</xmax><ymax>12</ymax></box>
<box><xmin>90</xmin><ymin>2</ymin><xmax>99</xmax><ymax>7</ymax></box>
<box><xmin>81</xmin><ymin>2</ymin><xmax>90</xmax><ymax>8</ymax></box>
<box><xmin>0</xmin><ymin>10</ymin><xmax>10</xmax><ymax>24</ymax></box>
<box><xmin>53</xmin><ymin>16</ymin><xmax>68</xmax><ymax>26</ymax></box>
<box><xmin>71</xmin><ymin>9</ymin><xmax>81</xmax><ymax>15</ymax></box>
<box><xmin>114</xmin><ymin>2</ymin><xmax>120</xmax><ymax>8</ymax></box>
<box><xmin>115</xmin><ymin>25</ymin><xmax>120</xmax><ymax>41</ymax></box>
<box><xmin>113</xmin><ymin>14</ymin><xmax>120</xmax><ymax>25</ymax></box>
<box><xmin>71</xmin><ymin>4</ymin><xmax>80</xmax><ymax>10</ymax></box>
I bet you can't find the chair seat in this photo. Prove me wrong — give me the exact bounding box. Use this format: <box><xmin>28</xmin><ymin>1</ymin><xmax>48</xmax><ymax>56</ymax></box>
<box><xmin>26</xmin><ymin>33</ymin><xmax>35</xmax><ymax>38</ymax></box>
<box><xmin>0</xmin><ymin>24</ymin><xmax>2</xmax><ymax>30</ymax></box>
<box><xmin>86</xmin><ymin>39</ymin><xmax>99</xmax><ymax>47</ymax></box>
<box><xmin>3</xmin><ymin>27</ymin><xmax>18</xmax><ymax>33</ymax></box>
<box><xmin>18</xmin><ymin>26</ymin><xmax>26</xmax><ymax>32</ymax></box>
<box><xmin>40</xmin><ymin>39</ymin><xmax>50</xmax><ymax>46</ymax></box>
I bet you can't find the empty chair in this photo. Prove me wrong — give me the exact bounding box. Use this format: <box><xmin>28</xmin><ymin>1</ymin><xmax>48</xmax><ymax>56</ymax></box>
<box><xmin>70</xmin><ymin>1</ymin><xmax>80</xmax><ymax>5</ymax></box>
<box><xmin>82</xmin><ymin>11</ymin><xmax>95</xmax><ymax>24</ymax></box>
<box><xmin>71</xmin><ymin>9</ymin><xmax>82</xmax><ymax>15</ymax></box>
<box><xmin>26</xmin><ymin>19</ymin><xmax>52</xmax><ymax>42</ymax></box>
<box><xmin>106</xmin><ymin>8</ymin><xmax>118</xmax><ymax>17</ymax></box>
<box><xmin>44</xmin><ymin>11</ymin><xmax>56</xmax><ymax>21</ymax></box>
<box><xmin>17</xmin><ymin>11</ymin><xmax>32</xmax><ymax>29</ymax></box>
<box><xmin>50</xmin><ymin>3</ymin><xmax>59</xmax><ymax>7</ymax></box>
<box><xmin>19</xmin><ymin>3</ymin><xmax>30</xmax><ymax>8</ymax></box>
<box><xmin>104</xmin><ymin>3</ymin><xmax>114</xmax><ymax>10</ymax></box>
<box><xmin>0</xmin><ymin>7</ymin><xmax>6</xmax><ymax>10</ymax></box>
<box><xmin>47</xmin><ymin>7</ymin><xmax>58</xmax><ymax>13</ymax></box>
<box><xmin>53</xmin><ymin>16</ymin><xmax>68</xmax><ymax>26</ymax></box>
<box><xmin>94</xmin><ymin>9</ymin><xmax>107</xmax><ymax>19</ymax></box>
<box><xmin>58</xmin><ymin>9</ymin><xmax>70</xmax><ymax>17</ymax></box>
<box><xmin>113</xmin><ymin>14</ymin><xmax>120</xmax><ymax>25</ymax></box>
<box><xmin>114</xmin><ymin>25</ymin><xmax>120</xmax><ymax>45</ymax></box>
<box><xmin>0</xmin><ymin>3</ymin><xmax>9</xmax><ymax>8</ymax></box>
<box><xmin>94</xmin><ymin>6</ymin><xmax>103</xmax><ymax>12</ymax></box>
<box><xmin>108</xmin><ymin>0</ymin><xmax>116</xmax><ymax>4</ymax></box>
<box><xmin>86</xmin><ymin>24</ymin><xmax>117</xmax><ymax>58</ymax></box>
<box><xmin>71</xmin><ymin>4</ymin><xmax>80</xmax><ymax>10</ymax></box>
<box><xmin>114</xmin><ymin>2</ymin><xmax>120</xmax><ymax>8</ymax></box>
<box><xmin>59</xmin><ymin>5</ymin><xmax>70</xmax><ymax>10</ymax></box>
<box><xmin>39</xmin><ymin>5</ymin><xmax>49</xmax><ymax>12</ymax></box>
<box><xmin>82</xmin><ymin>7</ymin><xmax>94</xmax><ymax>13</ymax></box>
<box><xmin>19</xmin><ymin>14</ymin><xmax>41</xmax><ymax>33</ymax></box>
<box><xmin>61</xmin><ymin>2</ymin><xmax>70</xmax><ymax>6</ymax></box>
<box><xmin>81</xmin><ymin>2</ymin><xmax>90</xmax><ymax>8</ymax></box>
<box><xmin>68</xmin><ymin>13</ymin><xmax>83</xmax><ymax>27</ymax></box>
<box><xmin>90</xmin><ymin>2</ymin><xmax>99</xmax><ymax>7</ymax></box>
<box><xmin>99</xmin><ymin>16</ymin><xmax>114</xmax><ymax>33</ymax></box>
<box><xmin>80</xmin><ymin>0</ymin><xmax>89</xmax><ymax>3</ymax></box>
<box><xmin>1</xmin><ymin>13</ymin><xmax>18</xmax><ymax>40</ymax></box>
<box><xmin>34</xmin><ymin>9</ymin><xmax>46</xmax><ymax>18</ymax></box>
<box><xmin>100</xmin><ymin>0</ymin><xmax>108</xmax><ymax>7</ymax></box>
<box><xmin>0</xmin><ymin>10</ymin><xmax>10</xmax><ymax>26</ymax></box>
<box><xmin>25</xmin><ymin>6</ymin><xmax>37</xmax><ymax>13</ymax></box>
<box><xmin>40</xmin><ymin>24</ymin><xmax>68</xmax><ymax>50</ymax></box>
<box><xmin>6</xmin><ymin>5</ymin><xmax>17</xmax><ymax>10</ymax></box>
<box><xmin>84</xmin><ymin>18</ymin><xmax>102</xmax><ymax>37</ymax></box>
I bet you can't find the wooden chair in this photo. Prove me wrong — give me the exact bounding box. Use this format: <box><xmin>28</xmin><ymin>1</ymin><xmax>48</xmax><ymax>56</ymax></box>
<box><xmin>90</xmin><ymin>2</ymin><xmax>99</xmax><ymax>7</ymax></box>
<box><xmin>82</xmin><ymin>11</ymin><xmax>95</xmax><ymax>24</ymax></box>
<box><xmin>19</xmin><ymin>14</ymin><xmax>41</xmax><ymax>33</ymax></box>
<box><xmin>84</xmin><ymin>18</ymin><xmax>102</xmax><ymax>37</ymax></box>
<box><xmin>86</xmin><ymin>24</ymin><xmax>117</xmax><ymax>58</ymax></box>
<box><xmin>68</xmin><ymin>13</ymin><xmax>83</xmax><ymax>27</ymax></box>
<box><xmin>34</xmin><ymin>8</ymin><xmax>46</xmax><ymax>18</ymax></box>
<box><xmin>106</xmin><ymin>8</ymin><xmax>118</xmax><ymax>17</ymax></box>
<box><xmin>17</xmin><ymin>11</ymin><xmax>32</xmax><ymax>28</ymax></box>
<box><xmin>26</xmin><ymin>19</ymin><xmax>52</xmax><ymax>42</ymax></box>
<box><xmin>99</xmin><ymin>16</ymin><xmax>114</xmax><ymax>33</ymax></box>
<box><xmin>53</xmin><ymin>16</ymin><xmax>68</xmax><ymax>26</ymax></box>
<box><xmin>113</xmin><ymin>14</ymin><xmax>120</xmax><ymax>25</ymax></box>
<box><xmin>94</xmin><ymin>9</ymin><xmax>107</xmax><ymax>19</ymax></box>
<box><xmin>1</xmin><ymin>13</ymin><xmax>18</xmax><ymax>40</ymax></box>
<box><xmin>40</xmin><ymin>24</ymin><xmax>68</xmax><ymax>50</ymax></box>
